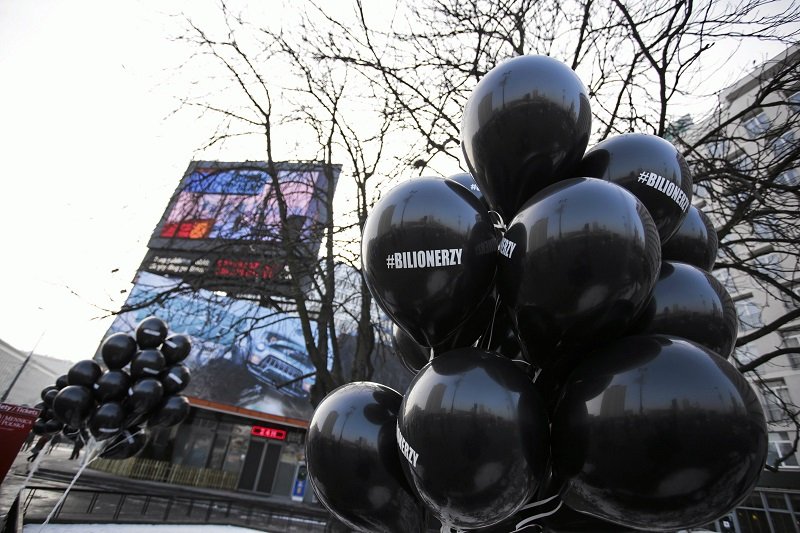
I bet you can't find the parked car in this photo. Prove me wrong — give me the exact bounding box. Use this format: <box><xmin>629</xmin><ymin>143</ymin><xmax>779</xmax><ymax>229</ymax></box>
<box><xmin>233</xmin><ymin>331</ymin><xmax>315</xmax><ymax>398</ymax></box>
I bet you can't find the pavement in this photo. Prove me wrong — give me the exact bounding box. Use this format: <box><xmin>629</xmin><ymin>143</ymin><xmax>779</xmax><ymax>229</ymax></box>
<box><xmin>0</xmin><ymin>443</ymin><xmax>331</xmax><ymax>532</ymax></box>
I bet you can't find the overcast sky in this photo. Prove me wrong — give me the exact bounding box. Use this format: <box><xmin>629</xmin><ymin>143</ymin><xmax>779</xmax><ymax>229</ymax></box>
<box><xmin>0</xmin><ymin>0</ymin><xmax>791</xmax><ymax>364</ymax></box>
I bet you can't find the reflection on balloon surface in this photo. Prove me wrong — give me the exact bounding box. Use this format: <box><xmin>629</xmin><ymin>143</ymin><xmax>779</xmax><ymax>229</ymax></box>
<box><xmin>552</xmin><ymin>335</ymin><xmax>767</xmax><ymax>530</ymax></box>
<box><xmin>575</xmin><ymin>133</ymin><xmax>692</xmax><ymax>243</ymax></box>
<box><xmin>306</xmin><ymin>382</ymin><xmax>424</xmax><ymax>533</ymax></box>
<box><xmin>661</xmin><ymin>205</ymin><xmax>718</xmax><ymax>271</ymax></box>
<box><xmin>362</xmin><ymin>177</ymin><xmax>498</xmax><ymax>347</ymax></box>
<box><xmin>498</xmin><ymin>178</ymin><xmax>661</xmax><ymax>367</ymax></box>
<box><xmin>462</xmin><ymin>55</ymin><xmax>592</xmax><ymax>221</ymax></box>
<box><xmin>631</xmin><ymin>261</ymin><xmax>737</xmax><ymax>358</ymax></box>
<box><xmin>398</xmin><ymin>348</ymin><xmax>549</xmax><ymax>529</ymax></box>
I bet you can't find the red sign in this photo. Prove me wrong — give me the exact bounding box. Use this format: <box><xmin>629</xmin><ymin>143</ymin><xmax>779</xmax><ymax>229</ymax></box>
<box><xmin>251</xmin><ymin>425</ymin><xmax>287</xmax><ymax>440</ymax></box>
<box><xmin>215</xmin><ymin>258</ymin><xmax>275</xmax><ymax>279</ymax></box>
<box><xmin>0</xmin><ymin>403</ymin><xmax>39</xmax><ymax>484</ymax></box>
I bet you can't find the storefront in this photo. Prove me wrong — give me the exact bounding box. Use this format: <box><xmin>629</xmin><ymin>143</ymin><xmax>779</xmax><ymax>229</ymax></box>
<box><xmin>92</xmin><ymin>398</ymin><xmax>313</xmax><ymax>503</ymax></box>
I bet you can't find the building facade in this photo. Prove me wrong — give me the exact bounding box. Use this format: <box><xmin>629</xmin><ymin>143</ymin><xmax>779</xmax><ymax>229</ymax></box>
<box><xmin>686</xmin><ymin>45</ymin><xmax>800</xmax><ymax>532</ymax></box>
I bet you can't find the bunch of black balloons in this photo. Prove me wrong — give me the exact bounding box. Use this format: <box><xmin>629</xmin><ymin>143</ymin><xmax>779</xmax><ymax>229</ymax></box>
<box><xmin>306</xmin><ymin>55</ymin><xmax>767</xmax><ymax>532</ymax></box>
<box><xmin>31</xmin><ymin>316</ymin><xmax>192</xmax><ymax>460</ymax></box>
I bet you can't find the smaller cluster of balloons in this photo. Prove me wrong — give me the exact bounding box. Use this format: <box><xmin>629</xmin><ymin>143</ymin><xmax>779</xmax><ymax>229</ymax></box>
<box><xmin>307</xmin><ymin>54</ymin><xmax>767</xmax><ymax>532</ymax></box>
<box><xmin>31</xmin><ymin>316</ymin><xmax>192</xmax><ymax>460</ymax></box>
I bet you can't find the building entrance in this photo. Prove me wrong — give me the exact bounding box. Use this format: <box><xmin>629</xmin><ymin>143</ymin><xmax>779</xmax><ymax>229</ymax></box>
<box><xmin>237</xmin><ymin>438</ymin><xmax>282</xmax><ymax>493</ymax></box>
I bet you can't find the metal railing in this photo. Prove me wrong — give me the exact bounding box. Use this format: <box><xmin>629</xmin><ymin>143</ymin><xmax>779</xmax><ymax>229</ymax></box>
<box><xmin>90</xmin><ymin>457</ymin><xmax>239</xmax><ymax>490</ymax></box>
<box><xmin>20</xmin><ymin>486</ymin><xmax>330</xmax><ymax>532</ymax></box>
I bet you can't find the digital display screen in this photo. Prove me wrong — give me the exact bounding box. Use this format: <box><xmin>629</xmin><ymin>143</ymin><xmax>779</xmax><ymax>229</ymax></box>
<box><xmin>151</xmin><ymin>162</ymin><xmax>337</xmax><ymax>251</ymax></box>
<box><xmin>251</xmin><ymin>426</ymin><xmax>287</xmax><ymax>440</ymax></box>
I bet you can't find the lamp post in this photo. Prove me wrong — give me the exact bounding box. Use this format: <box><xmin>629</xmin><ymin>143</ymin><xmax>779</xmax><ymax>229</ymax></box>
<box><xmin>1</xmin><ymin>331</ymin><xmax>45</xmax><ymax>403</ymax></box>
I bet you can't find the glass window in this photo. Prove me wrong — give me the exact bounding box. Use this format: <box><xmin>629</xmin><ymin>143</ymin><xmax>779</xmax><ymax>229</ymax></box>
<box><xmin>784</xmin><ymin>332</ymin><xmax>800</xmax><ymax>369</ymax></box>
<box><xmin>736</xmin><ymin>299</ymin><xmax>763</xmax><ymax>331</ymax></box>
<box><xmin>707</xmin><ymin>138</ymin><xmax>731</xmax><ymax>158</ymax></box>
<box><xmin>743</xmin><ymin>111</ymin><xmax>771</xmax><ymax>138</ymax></box>
<box><xmin>777</xmin><ymin>169</ymin><xmax>800</xmax><ymax>186</ymax></box>
<box><xmin>762</xmin><ymin>380</ymin><xmax>792</xmax><ymax>423</ymax></box>
<box><xmin>766</xmin><ymin>492</ymin><xmax>789</xmax><ymax>509</ymax></box>
<box><xmin>735</xmin><ymin>508</ymin><xmax>769</xmax><ymax>533</ymax></box>
<box><xmin>767</xmin><ymin>432</ymin><xmax>799</xmax><ymax>468</ymax></box>
<box><xmin>221</xmin><ymin>425</ymin><xmax>250</xmax><ymax>474</ymax></box>
<box><xmin>733</xmin><ymin>153</ymin><xmax>756</xmax><ymax>172</ymax></box>
<box><xmin>772</xmin><ymin>131</ymin><xmax>796</xmax><ymax>158</ymax></box>
<box><xmin>735</xmin><ymin>345</ymin><xmax>760</xmax><ymax>365</ymax></box>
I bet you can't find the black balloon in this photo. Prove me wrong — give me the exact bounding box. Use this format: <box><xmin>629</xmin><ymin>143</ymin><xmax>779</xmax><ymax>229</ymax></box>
<box><xmin>484</xmin><ymin>303</ymin><xmax>523</xmax><ymax>359</ymax></box>
<box><xmin>43</xmin><ymin>418</ymin><xmax>64</xmax><ymax>434</ymax></box>
<box><xmin>62</xmin><ymin>426</ymin><xmax>83</xmax><ymax>441</ymax></box>
<box><xmin>159</xmin><ymin>364</ymin><xmax>191</xmax><ymax>395</ymax></box>
<box><xmin>32</xmin><ymin>418</ymin><xmax>48</xmax><ymax>435</ymax></box>
<box><xmin>148</xmin><ymin>395</ymin><xmax>190</xmax><ymax>427</ymax></box>
<box><xmin>93</xmin><ymin>369</ymin><xmax>131</xmax><ymax>403</ymax></box>
<box><xmin>432</xmin><ymin>289</ymin><xmax>498</xmax><ymax>355</ymax></box>
<box><xmin>631</xmin><ymin>261</ymin><xmax>737</xmax><ymax>358</ymax></box>
<box><xmin>89</xmin><ymin>402</ymin><xmax>125</xmax><ymax>440</ymax></box>
<box><xmin>361</xmin><ymin>176</ymin><xmax>498</xmax><ymax>347</ymax></box>
<box><xmin>462</xmin><ymin>54</ymin><xmax>592</xmax><ymax>221</ymax></box>
<box><xmin>130</xmin><ymin>349</ymin><xmax>166</xmax><ymax>381</ymax></box>
<box><xmin>575</xmin><ymin>133</ymin><xmax>692</xmax><ymax>243</ymax></box>
<box><xmin>497</xmin><ymin>178</ymin><xmax>661</xmax><ymax>368</ymax></box>
<box><xmin>161</xmin><ymin>334</ymin><xmax>192</xmax><ymax>365</ymax></box>
<box><xmin>100</xmin><ymin>427</ymin><xmax>147</xmax><ymax>459</ymax></box>
<box><xmin>126</xmin><ymin>378</ymin><xmax>164</xmax><ymax>417</ymax></box>
<box><xmin>542</xmin><ymin>502</ymin><xmax>643</xmax><ymax>532</ymax></box>
<box><xmin>392</xmin><ymin>324</ymin><xmax>430</xmax><ymax>374</ymax></box>
<box><xmin>43</xmin><ymin>388</ymin><xmax>58</xmax><ymax>407</ymax></box>
<box><xmin>551</xmin><ymin>335</ymin><xmax>767</xmax><ymax>531</ymax></box>
<box><xmin>136</xmin><ymin>316</ymin><xmax>168</xmax><ymax>349</ymax></box>
<box><xmin>55</xmin><ymin>374</ymin><xmax>69</xmax><ymax>390</ymax></box>
<box><xmin>398</xmin><ymin>348</ymin><xmax>550</xmax><ymax>530</ymax></box>
<box><xmin>68</xmin><ymin>359</ymin><xmax>102</xmax><ymax>387</ymax></box>
<box><xmin>307</xmin><ymin>382</ymin><xmax>425</xmax><ymax>533</ymax></box>
<box><xmin>661</xmin><ymin>205</ymin><xmax>718</xmax><ymax>271</ymax></box>
<box><xmin>52</xmin><ymin>385</ymin><xmax>95</xmax><ymax>429</ymax></box>
<box><xmin>447</xmin><ymin>172</ymin><xmax>491</xmax><ymax>211</ymax></box>
<box><xmin>101</xmin><ymin>332</ymin><xmax>138</xmax><ymax>370</ymax></box>
<box><xmin>41</xmin><ymin>385</ymin><xmax>57</xmax><ymax>401</ymax></box>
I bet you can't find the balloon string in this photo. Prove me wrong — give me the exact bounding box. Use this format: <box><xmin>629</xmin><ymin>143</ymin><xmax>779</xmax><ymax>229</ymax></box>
<box><xmin>483</xmin><ymin>295</ymin><xmax>502</xmax><ymax>351</ymax></box>
<box><xmin>489</xmin><ymin>210</ymin><xmax>507</xmax><ymax>233</ymax></box>
<box><xmin>513</xmin><ymin>497</ymin><xmax>563</xmax><ymax>531</ymax></box>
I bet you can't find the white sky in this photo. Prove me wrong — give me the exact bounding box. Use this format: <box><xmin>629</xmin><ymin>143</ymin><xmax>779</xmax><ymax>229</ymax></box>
<box><xmin>0</xmin><ymin>0</ymin><xmax>791</xmax><ymax>364</ymax></box>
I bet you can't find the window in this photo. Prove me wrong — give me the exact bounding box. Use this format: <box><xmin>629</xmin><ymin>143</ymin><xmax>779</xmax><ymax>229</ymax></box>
<box><xmin>783</xmin><ymin>331</ymin><xmax>800</xmax><ymax>369</ymax></box>
<box><xmin>732</xmin><ymin>153</ymin><xmax>756</xmax><ymax>172</ymax></box>
<box><xmin>789</xmin><ymin>91</ymin><xmax>800</xmax><ymax>105</ymax></box>
<box><xmin>735</xmin><ymin>345</ymin><xmax>760</xmax><ymax>364</ymax></box>
<box><xmin>772</xmin><ymin>131</ymin><xmax>797</xmax><ymax>158</ymax></box>
<box><xmin>777</xmin><ymin>169</ymin><xmax>799</xmax><ymax>186</ymax></box>
<box><xmin>706</xmin><ymin>138</ymin><xmax>730</xmax><ymax>159</ymax></box>
<box><xmin>743</xmin><ymin>112</ymin><xmax>771</xmax><ymax>138</ymax></box>
<box><xmin>762</xmin><ymin>379</ymin><xmax>792</xmax><ymax>423</ymax></box>
<box><xmin>736</xmin><ymin>298</ymin><xmax>763</xmax><ymax>331</ymax></box>
<box><xmin>753</xmin><ymin>222</ymin><xmax>776</xmax><ymax>240</ymax></box>
<box><xmin>767</xmin><ymin>431</ymin><xmax>799</xmax><ymax>467</ymax></box>
<box><xmin>714</xmin><ymin>269</ymin><xmax>739</xmax><ymax>294</ymax></box>
<box><xmin>785</xmin><ymin>285</ymin><xmax>800</xmax><ymax>311</ymax></box>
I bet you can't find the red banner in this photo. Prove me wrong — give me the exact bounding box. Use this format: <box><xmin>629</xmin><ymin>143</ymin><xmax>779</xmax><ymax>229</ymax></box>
<box><xmin>0</xmin><ymin>403</ymin><xmax>39</xmax><ymax>484</ymax></box>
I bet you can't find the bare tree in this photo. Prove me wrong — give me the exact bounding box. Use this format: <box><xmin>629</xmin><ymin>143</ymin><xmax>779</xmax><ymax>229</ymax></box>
<box><xmin>121</xmin><ymin>0</ymin><xmax>799</xmax><ymax>461</ymax></box>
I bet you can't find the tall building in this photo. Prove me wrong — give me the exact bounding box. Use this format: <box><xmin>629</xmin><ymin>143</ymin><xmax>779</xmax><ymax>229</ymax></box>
<box><xmin>685</xmin><ymin>44</ymin><xmax>800</xmax><ymax>532</ymax></box>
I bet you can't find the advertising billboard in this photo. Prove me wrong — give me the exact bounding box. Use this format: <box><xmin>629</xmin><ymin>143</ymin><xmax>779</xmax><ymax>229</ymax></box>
<box><xmin>98</xmin><ymin>160</ymin><xmax>340</xmax><ymax>423</ymax></box>
<box><xmin>103</xmin><ymin>271</ymin><xmax>328</xmax><ymax>422</ymax></box>
<box><xmin>148</xmin><ymin>161</ymin><xmax>338</xmax><ymax>258</ymax></box>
